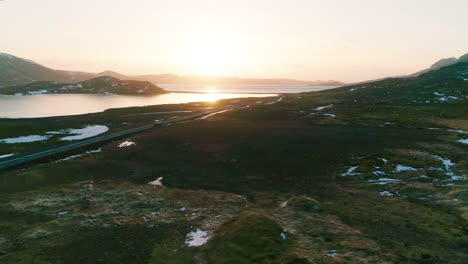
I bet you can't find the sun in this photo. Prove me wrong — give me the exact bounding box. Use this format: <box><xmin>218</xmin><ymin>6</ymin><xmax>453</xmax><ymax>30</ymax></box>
<box><xmin>175</xmin><ymin>31</ymin><xmax>250</xmax><ymax>76</ymax></box>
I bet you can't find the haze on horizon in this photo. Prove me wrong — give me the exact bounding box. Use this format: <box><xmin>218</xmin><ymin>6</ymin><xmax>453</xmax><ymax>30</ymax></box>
<box><xmin>1</xmin><ymin>0</ymin><xmax>467</xmax><ymax>83</ymax></box>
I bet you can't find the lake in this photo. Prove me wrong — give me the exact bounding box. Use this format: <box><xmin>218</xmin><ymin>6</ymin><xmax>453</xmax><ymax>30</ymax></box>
<box><xmin>0</xmin><ymin>92</ymin><xmax>277</xmax><ymax>118</ymax></box>
<box><xmin>158</xmin><ymin>84</ymin><xmax>337</xmax><ymax>94</ymax></box>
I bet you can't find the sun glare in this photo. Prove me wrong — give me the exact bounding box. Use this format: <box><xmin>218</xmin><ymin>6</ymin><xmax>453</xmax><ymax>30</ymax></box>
<box><xmin>175</xmin><ymin>31</ymin><xmax>250</xmax><ymax>76</ymax></box>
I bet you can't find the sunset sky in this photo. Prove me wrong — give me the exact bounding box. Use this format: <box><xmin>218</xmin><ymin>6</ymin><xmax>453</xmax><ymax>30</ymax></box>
<box><xmin>1</xmin><ymin>0</ymin><xmax>467</xmax><ymax>82</ymax></box>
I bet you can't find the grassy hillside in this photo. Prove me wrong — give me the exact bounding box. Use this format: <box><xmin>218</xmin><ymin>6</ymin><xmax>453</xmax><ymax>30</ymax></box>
<box><xmin>0</xmin><ymin>76</ymin><xmax>167</xmax><ymax>96</ymax></box>
<box><xmin>0</xmin><ymin>53</ymin><xmax>72</xmax><ymax>86</ymax></box>
<box><xmin>0</xmin><ymin>63</ymin><xmax>466</xmax><ymax>263</ymax></box>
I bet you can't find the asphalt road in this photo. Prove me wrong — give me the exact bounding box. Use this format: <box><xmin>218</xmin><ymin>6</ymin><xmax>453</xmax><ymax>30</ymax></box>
<box><xmin>0</xmin><ymin>109</ymin><xmax>227</xmax><ymax>170</ymax></box>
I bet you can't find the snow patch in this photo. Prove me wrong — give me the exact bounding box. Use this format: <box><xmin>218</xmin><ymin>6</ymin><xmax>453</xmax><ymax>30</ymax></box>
<box><xmin>368</xmin><ymin>178</ymin><xmax>401</xmax><ymax>184</ymax></box>
<box><xmin>380</xmin><ymin>158</ymin><xmax>389</xmax><ymax>164</ymax></box>
<box><xmin>456</xmin><ymin>139</ymin><xmax>468</xmax><ymax>145</ymax></box>
<box><xmin>280</xmin><ymin>232</ymin><xmax>287</xmax><ymax>240</ymax></box>
<box><xmin>395</xmin><ymin>165</ymin><xmax>418</xmax><ymax>172</ymax></box>
<box><xmin>313</xmin><ymin>104</ymin><xmax>334</xmax><ymax>111</ymax></box>
<box><xmin>185</xmin><ymin>229</ymin><xmax>211</xmax><ymax>247</ymax></box>
<box><xmin>341</xmin><ymin>166</ymin><xmax>359</xmax><ymax>176</ymax></box>
<box><xmin>57</xmin><ymin>211</ymin><xmax>70</xmax><ymax>217</ymax></box>
<box><xmin>433</xmin><ymin>92</ymin><xmax>460</xmax><ymax>102</ymax></box>
<box><xmin>428</xmin><ymin>128</ymin><xmax>468</xmax><ymax>134</ymax></box>
<box><xmin>27</xmin><ymin>90</ymin><xmax>48</xmax><ymax>95</ymax></box>
<box><xmin>431</xmin><ymin>155</ymin><xmax>462</xmax><ymax>180</ymax></box>
<box><xmin>0</xmin><ymin>135</ymin><xmax>51</xmax><ymax>144</ymax></box>
<box><xmin>148</xmin><ymin>177</ymin><xmax>164</xmax><ymax>187</ymax></box>
<box><xmin>59</xmin><ymin>125</ymin><xmax>109</xmax><ymax>141</ymax></box>
<box><xmin>372</xmin><ymin>171</ymin><xmax>386</xmax><ymax>176</ymax></box>
<box><xmin>118</xmin><ymin>141</ymin><xmax>136</xmax><ymax>148</ymax></box>
<box><xmin>379</xmin><ymin>191</ymin><xmax>393</xmax><ymax>197</ymax></box>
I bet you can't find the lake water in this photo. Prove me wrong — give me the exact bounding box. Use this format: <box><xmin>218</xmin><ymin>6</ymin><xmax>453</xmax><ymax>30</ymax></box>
<box><xmin>158</xmin><ymin>84</ymin><xmax>337</xmax><ymax>94</ymax></box>
<box><xmin>0</xmin><ymin>92</ymin><xmax>277</xmax><ymax>118</ymax></box>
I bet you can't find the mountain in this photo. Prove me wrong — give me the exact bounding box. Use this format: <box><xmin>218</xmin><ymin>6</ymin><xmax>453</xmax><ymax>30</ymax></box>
<box><xmin>410</xmin><ymin>53</ymin><xmax>468</xmax><ymax>77</ymax></box>
<box><xmin>0</xmin><ymin>53</ymin><xmax>343</xmax><ymax>87</ymax></box>
<box><xmin>0</xmin><ymin>76</ymin><xmax>167</xmax><ymax>96</ymax></box>
<box><xmin>0</xmin><ymin>53</ymin><xmax>73</xmax><ymax>86</ymax></box>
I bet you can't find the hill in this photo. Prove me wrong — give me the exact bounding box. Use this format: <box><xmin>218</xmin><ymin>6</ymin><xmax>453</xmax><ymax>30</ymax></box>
<box><xmin>0</xmin><ymin>53</ymin><xmax>72</xmax><ymax>86</ymax></box>
<box><xmin>410</xmin><ymin>52</ymin><xmax>468</xmax><ymax>77</ymax></box>
<box><xmin>0</xmin><ymin>76</ymin><xmax>167</xmax><ymax>96</ymax></box>
<box><xmin>0</xmin><ymin>53</ymin><xmax>343</xmax><ymax>87</ymax></box>
<box><xmin>0</xmin><ymin>61</ymin><xmax>466</xmax><ymax>263</ymax></box>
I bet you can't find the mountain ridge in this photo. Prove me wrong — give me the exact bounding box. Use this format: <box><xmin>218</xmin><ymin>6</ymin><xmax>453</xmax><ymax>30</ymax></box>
<box><xmin>0</xmin><ymin>53</ymin><xmax>344</xmax><ymax>87</ymax></box>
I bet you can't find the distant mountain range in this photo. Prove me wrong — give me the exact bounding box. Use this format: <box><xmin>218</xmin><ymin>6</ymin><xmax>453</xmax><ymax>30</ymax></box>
<box><xmin>410</xmin><ymin>53</ymin><xmax>468</xmax><ymax>77</ymax></box>
<box><xmin>0</xmin><ymin>53</ymin><xmax>344</xmax><ymax>87</ymax></box>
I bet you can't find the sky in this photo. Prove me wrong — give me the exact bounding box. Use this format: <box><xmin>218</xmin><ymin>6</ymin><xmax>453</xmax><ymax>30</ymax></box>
<box><xmin>1</xmin><ymin>0</ymin><xmax>467</xmax><ymax>82</ymax></box>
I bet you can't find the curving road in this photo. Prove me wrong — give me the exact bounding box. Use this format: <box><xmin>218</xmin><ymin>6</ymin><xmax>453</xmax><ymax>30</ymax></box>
<box><xmin>0</xmin><ymin>109</ymin><xmax>228</xmax><ymax>170</ymax></box>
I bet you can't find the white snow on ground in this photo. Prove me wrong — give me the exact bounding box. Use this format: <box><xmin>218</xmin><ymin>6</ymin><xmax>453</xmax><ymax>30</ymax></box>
<box><xmin>431</xmin><ymin>155</ymin><xmax>463</xmax><ymax>180</ymax></box>
<box><xmin>341</xmin><ymin>166</ymin><xmax>359</xmax><ymax>176</ymax></box>
<box><xmin>27</xmin><ymin>90</ymin><xmax>48</xmax><ymax>95</ymax></box>
<box><xmin>197</xmin><ymin>109</ymin><xmax>233</xmax><ymax>120</ymax></box>
<box><xmin>326</xmin><ymin>250</ymin><xmax>338</xmax><ymax>257</ymax></box>
<box><xmin>379</xmin><ymin>191</ymin><xmax>393</xmax><ymax>196</ymax></box>
<box><xmin>0</xmin><ymin>135</ymin><xmax>51</xmax><ymax>144</ymax></box>
<box><xmin>185</xmin><ymin>229</ymin><xmax>211</xmax><ymax>247</ymax></box>
<box><xmin>368</xmin><ymin>178</ymin><xmax>401</xmax><ymax>184</ymax></box>
<box><xmin>265</xmin><ymin>96</ymin><xmax>284</xmax><ymax>105</ymax></box>
<box><xmin>372</xmin><ymin>171</ymin><xmax>386</xmax><ymax>176</ymax></box>
<box><xmin>59</xmin><ymin>125</ymin><xmax>109</xmax><ymax>141</ymax></box>
<box><xmin>280</xmin><ymin>232</ymin><xmax>287</xmax><ymax>240</ymax></box>
<box><xmin>0</xmin><ymin>154</ymin><xmax>14</xmax><ymax>159</ymax></box>
<box><xmin>118</xmin><ymin>141</ymin><xmax>136</xmax><ymax>148</ymax></box>
<box><xmin>179</xmin><ymin>207</ymin><xmax>187</xmax><ymax>212</ymax></box>
<box><xmin>428</xmin><ymin>128</ymin><xmax>468</xmax><ymax>134</ymax></box>
<box><xmin>457</xmin><ymin>139</ymin><xmax>468</xmax><ymax>145</ymax></box>
<box><xmin>256</xmin><ymin>101</ymin><xmax>263</xmax><ymax>104</ymax></box>
<box><xmin>313</xmin><ymin>104</ymin><xmax>334</xmax><ymax>111</ymax></box>
<box><xmin>87</xmin><ymin>148</ymin><xmax>102</xmax><ymax>153</ymax></box>
<box><xmin>60</xmin><ymin>84</ymin><xmax>83</xmax><ymax>90</ymax></box>
<box><xmin>57</xmin><ymin>211</ymin><xmax>70</xmax><ymax>217</ymax></box>
<box><xmin>380</xmin><ymin>158</ymin><xmax>389</xmax><ymax>164</ymax></box>
<box><xmin>395</xmin><ymin>165</ymin><xmax>418</xmax><ymax>172</ymax></box>
<box><xmin>431</xmin><ymin>155</ymin><xmax>454</xmax><ymax>171</ymax></box>
<box><xmin>433</xmin><ymin>92</ymin><xmax>460</xmax><ymax>102</ymax></box>
<box><xmin>148</xmin><ymin>177</ymin><xmax>164</xmax><ymax>187</ymax></box>
<box><xmin>350</xmin><ymin>88</ymin><xmax>357</xmax><ymax>91</ymax></box>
